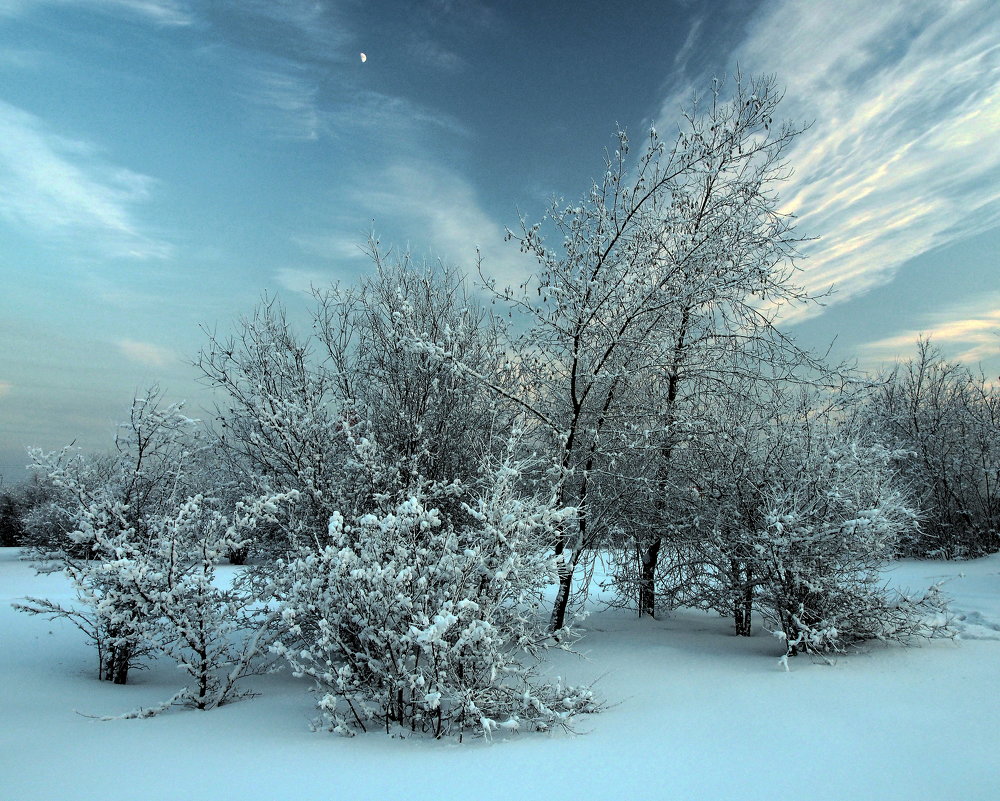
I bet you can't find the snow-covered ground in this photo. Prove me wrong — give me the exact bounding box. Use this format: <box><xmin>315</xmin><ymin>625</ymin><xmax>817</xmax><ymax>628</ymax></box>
<box><xmin>2</xmin><ymin>547</ymin><xmax>998</xmax><ymax>801</ymax></box>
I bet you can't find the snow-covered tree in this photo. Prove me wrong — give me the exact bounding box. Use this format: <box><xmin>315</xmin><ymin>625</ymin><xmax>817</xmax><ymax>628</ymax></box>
<box><xmin>0</xmin><ymin>473</ymin><xmax>63</xmax><ymax>548</ymax></box>
<box><xmin>111</xmin><ymin>491</ymin><xmax>294</xmax><ymax>709</ymax></box>
<box><xmin>198</xmin><ymin>245</ymin><xmax>511</xmax><ymax>553</ymax></box>
<box><xmin>862</xmin><ymin>339</ymin><xmax>1000</xmax><ymax>557</ymax></box>
<box><xmin>638</xmin><ymin>381</ymin><xmax>954</xmax><ymax>656</ymax></box>
<box><xmin>17</xmin><ymin>390</ymin><xmax>199</xmax><ymax>683</ymax></box>
<box><xmin>414</xmin><ymin>73</ymin><xmax>823</xmax><ymax>627</ymax></box>
<box><xmin>312</xmin><ymin>242</ymin><xmax>511</xmax><ymax>508</ymax></box>
<box><xmin>273</xmin><ymin>438</ymin><xmax>597</xmax><ymax>738</ymax></box>
<box><xmin>198</xmin><ymin>298</ymin><xmax>348</xmax><ymax>554</ymax></box>
<box><xmin>16</xmin><ymin>389</ymin><xmax>287</xmax><ymax>704</ymax></box>
<box><xmin>752</xmin><ymin>425</ymin><xmax>946</xmax><ymax>658</ymax></box>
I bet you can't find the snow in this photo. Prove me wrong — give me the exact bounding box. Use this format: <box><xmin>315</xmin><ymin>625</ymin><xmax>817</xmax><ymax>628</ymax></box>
<box><xmin>2</xmin><ymin>547</ymin><xmax>999</xmax><ymax>800</ymax></box>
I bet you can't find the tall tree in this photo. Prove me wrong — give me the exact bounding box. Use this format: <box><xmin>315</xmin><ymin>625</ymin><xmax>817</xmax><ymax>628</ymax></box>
<box><xmin>418</xmin><ymin>74</ymin><xmax>823</xmax><ymax>627</ymax></box>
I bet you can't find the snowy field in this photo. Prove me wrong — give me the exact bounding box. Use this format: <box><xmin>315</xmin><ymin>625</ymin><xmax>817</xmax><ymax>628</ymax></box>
<box><xmin>2</xmin><ymin>547</ymin><xmax>999</xmax><ymax>801</ymax></box>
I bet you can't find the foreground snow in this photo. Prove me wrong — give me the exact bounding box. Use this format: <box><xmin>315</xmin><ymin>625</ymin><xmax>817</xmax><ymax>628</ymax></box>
<box><xmin>2</xmin><ymin>548</ymin><xmax>998</xmax><ymax>800</ymax></box>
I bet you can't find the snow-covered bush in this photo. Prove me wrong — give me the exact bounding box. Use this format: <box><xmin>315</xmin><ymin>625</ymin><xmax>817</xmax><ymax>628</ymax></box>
<box><xmin>16</xmin><ymin>390</ymin><xmax>288</xmax><ymax>705</ymax></box>
<box><xmin>753</xmin><ymin>438</ymin><xmax>954</xmax><ymax>659</ymax></box>
<box><xmin>634</xmin><ymin>382</ymin><xmax>955</xmax><ymax>657</ymax></box>
<box><xmin>117</xmin><ymin>492</ymin><xmax>294</xmax><ymax>709</ymax></box>
<box><xmin>274</xmin><ymin>454</ymin><xmax>597</xmax><ymax>738</ymax></box>
<box><xmin>16</xmin><ymin>493</ymin><xmax>164</xmax><ymax>684</ymax></box>
<box><xmin>17</xmin><ymin>391</ymin><xmax>197</xmax><ymax>684</ymax></box>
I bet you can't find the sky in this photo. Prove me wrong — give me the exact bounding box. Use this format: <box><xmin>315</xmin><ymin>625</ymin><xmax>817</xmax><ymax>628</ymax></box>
<box><xmin>1</xmin><ymin>0</ymin><xmax>998</xmax><ymax>483</ymax></box>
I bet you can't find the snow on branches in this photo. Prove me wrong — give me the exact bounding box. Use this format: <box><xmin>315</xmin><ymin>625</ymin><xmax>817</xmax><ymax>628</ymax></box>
<box><xmin>274</xmin><ymin>445</ymin><xmax>597</xmax><ymax>738</ymax></box>
<box><xmin>16</xmin><ymin>389</ymin><xmax>293</xmax><ymax>708</ymax></box>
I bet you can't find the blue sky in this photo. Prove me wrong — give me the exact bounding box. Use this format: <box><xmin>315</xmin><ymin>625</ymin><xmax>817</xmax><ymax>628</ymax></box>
<box><xmin>1</xmin><ymin>0</ymin><xmax>999</xmax><ymax>482</ymax></box>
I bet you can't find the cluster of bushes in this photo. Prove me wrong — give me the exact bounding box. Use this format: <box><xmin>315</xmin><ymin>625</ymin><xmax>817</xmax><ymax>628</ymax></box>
<box><xmin>14</xmin><ymin>390</ymin><xmax>596</xmax><ymax>735</ymax></box>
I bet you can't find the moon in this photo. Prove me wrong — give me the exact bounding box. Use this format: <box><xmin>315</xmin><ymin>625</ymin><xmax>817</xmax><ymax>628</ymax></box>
<box><xmin>360</xmin><ymin>52</ymin><xmax>367</xmax><ymax>63</ymax></box>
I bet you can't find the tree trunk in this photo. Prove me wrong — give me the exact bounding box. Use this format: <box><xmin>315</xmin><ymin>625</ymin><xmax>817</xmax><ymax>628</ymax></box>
<box><xmin>105</xmin><ymin>645</ymin><xmax>131</xmax><ymax>685</ymax></box>
<box><xmin>731</xmin><ymin>558</ymin><xmax>753</xmax><ymax>636</ymax></box>
<box><xmin>638</xmin><ymin>538</ymin><xmax>661</xmax><ymax>618</ymax></box>
<box><xmin>549</xmin><ymin>564</ymin><xmax>574</xmax><ymax>632</ymax></box>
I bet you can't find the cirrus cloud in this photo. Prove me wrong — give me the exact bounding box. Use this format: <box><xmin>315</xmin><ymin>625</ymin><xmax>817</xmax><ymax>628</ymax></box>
<box><xmin>662</xmin><ymin>0</ymin><xmax>1000</xmax><ymax>322</ymax></box>
<box><xmin>0</xmin><ymin>100</ymin><xmax>170</xmax><ymax>260</ymax></box>
<box><xmin>862</xmin><ymin>293</ymin><xmax>1000</xmax><ymax>368</ymax></box>
<box><xmin>118</xmin><ymin>339</ymin><xmax>176</xmax><ymax>368</ymax></box>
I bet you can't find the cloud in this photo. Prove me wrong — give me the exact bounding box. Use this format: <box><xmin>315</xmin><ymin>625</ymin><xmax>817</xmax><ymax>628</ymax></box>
<box><xmin>0</xmin><ymin>100</ymin><xmax>170</xmax><ymax>259</ymax></box>
<box><xmin>673</xmin><ymin>16</ymin><xmax>702</xmax><ymax>68</ymax></box>
<box><xmin>348</xmin><ymin>160</ymin><xmax>535</xmax><ymax>289</ymax></box>
<box><xmin>291</xmin><ymin>232</ymin><xmax>370</xmax><ymax>261</ymax></box>
<box><xmin>289</xmin><ymin>160</ymin><xmax>533</xmax><ymax>293</ymax></box>
<box><xmin>423</xmin><ymin>0</ymin><xmax>499</xmax><ymax>33</ymax></box>
<box><xmin>659</xmin><ymin>0</ymin><xmax>1000</xmax><ymax>321</ymax></box>
<box><xmin>327</xmin><ymin>89</ymin><xmax>470</xmax><ymax>140</ymax></box>
<box><xmin>87</xmin><ymin>0</ymin><xmax>192</xmax><ymax>25</ymax></box>
<box><xmin>0</xmin><ymin>0</ymin><xmax>193</xmax><ymax>25</ymax></box>
<box><xmin>274</xmin><ymin>267</ymin><xmax>338</xmax><ymax>295</ymax></box>
<box><xmin>241</xmin><ymin>61</ymin><xmax>323</xmax><ymax>141</ymax></box>
<box><xmin>407</xmin><ymin>37</ymin><xmax>466</xmax><ymax>72</ymax></box>
<box><xmin>862</xmin><ymin>293</ymin><xmax>1000</xmax><ymax>367</ymax></box>
<box><xmin>0</xmin><ymin>380</ymin><xmax>11</xmax><ymax>398</ymax></box>
<box><xmin>0</xmin><ymin>48</ymin><xmax>42</xmax><ymax>69</ymax></box>
<box><xmin>118</xmin><ymin>339</ymin><xmax>176</xmax><ymax>367</ymax></box>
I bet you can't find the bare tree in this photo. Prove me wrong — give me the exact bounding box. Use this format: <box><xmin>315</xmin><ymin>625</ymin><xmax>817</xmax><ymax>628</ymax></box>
<box><xmin>198</xmin><ymin>246</ymin><xmax>513</xmax><ymax>553</ymax></box>
<box><xmin>18</xmin><ymin>388</ymin><xmax>203</xmax><ymax>684</ymax></box>
<box><xmin>864</xmin><ymin>338</ymin><xmax>1000</xmax><ymax>557</ymax></box>
<box><xmin>416</xmin><ymin>73</ymin><xmax>824</xmax><ymax>628</ymax></box>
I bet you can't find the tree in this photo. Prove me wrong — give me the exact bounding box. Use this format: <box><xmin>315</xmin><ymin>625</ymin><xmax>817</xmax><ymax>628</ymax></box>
<box><xmin>863</xmin><ymin>339</ymin><xmax>1000</xmax><ymax>557</ymax></box>
<box><xmin>413</xmin><ymin>73</ymin><xmax>822</xmax><ymax>628</ymax></box>
<box><xmin>198</xmin><ymin>298</ymin><xmax>348</xmax><ymax>554</ymax></box>
<box><xmin>16</xmin><ymin>389</ymin><xmax>285</xmax><ymax>704</ymax></box>
<box><xmin>115</xmin><ymin>490</ymin><xmax>293</xmax><ymax>709</ymax></box>
<box><xmin>638</xmin><ymin>380</ymin><xmax>953</xmax><ymax>656</ymax></box>
<box><xmin>0</xmin><ymin>475</ymin><xmax>55</xmax><ymax>547</ymax></box>
<box><xmin>753</xmin><ymin>419</ymin><xmax>953</xmax><ymax>660</ymax></box>
<box><xmin>18</xmin><ymin>390</ymin><xmax>197</xmax><ymax>684</ymax></box>
<box><xmin>198</xmin><ymin>243</ymin><xmax>511</xmax><ymax>554</ymax></box>
<box><xmin>311</xmin><ymin>242</ymin><xmax>513</xmax><ymax>519</ymax></box>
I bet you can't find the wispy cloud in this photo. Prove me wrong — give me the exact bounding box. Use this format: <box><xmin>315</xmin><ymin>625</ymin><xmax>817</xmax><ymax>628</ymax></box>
<box><xmin>673</xmin><ymin>16</ymin><xmax>702</xmax><ymax>68</ymax></box>
<box><xmin>87</xmin><ymin>0</ymin><xmax>192</xmax><ymax>26</ymax></box>
<box><xmin>407</xmin><ymin>37</ymin><xmax>466</xmax><ymax>72</ymax></box>
<box><xmin>0</xmin><ymin>47</ymin><xmax>43</xmax><ymax>69</ymax></box>
<box><xmin>0</xmin><ymin>0</ymin><xmax>193</xmax><ymax>25</ymax></box>
<box><xmin>423</xmin><ymin>0</ymin><xmax>499</xmax><ymax>33</ymax></box>
<box><xmin>0</xmin><ymin>380</ymin><xmax>12</xmax><ymax>399</ymax></box>
<box><xmin>274</xmin><ymin>267</ymin><xmax>339</xmax><ymax>295</ymax></box>
<box><xmin>241</xmin><ymin>60</ymin><xmax>323</xmax><ymax>141</ymax></box>
<box><xmin>328</xmin><ymin>89</ymin><xmax>470</xmax><ymax>140</ymax></box>
<box><xmin>0</xmin><ymin>100</ymin><xmax>170</xmax><ymax>259</ymax></box>
<box><xmin>284</xmin><ymin>159</ymin><xmax>532</xmax><ymax>292</ymax></box>
<box><xmin>291</xmin><ymin>232</ymin><xmax>370</xmax><ymax>262</ymax></box>
<box><xmin>118</xmin><ymin>339</ymin><xmax>176</xmax><ymax>367</ymax></box>
<box><xmin>659</xmin><ymin>0</ymin><xmax>1000</xmax><ymax>320</ymax></box>
<box><xmin>349</xmin><ymin>160</ymin><xmax>535</xmax><ymax>288</ymax></box>
<box><xmin>862</xmin><ymin>293</ymin><xmax>1000</xmax><ymax>367</ymax></box>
